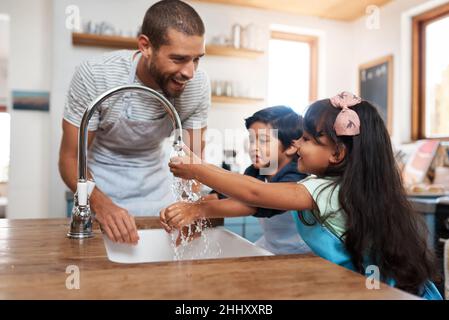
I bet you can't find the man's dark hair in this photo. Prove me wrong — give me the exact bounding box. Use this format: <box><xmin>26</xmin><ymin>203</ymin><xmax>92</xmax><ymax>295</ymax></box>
<box><xmin>245</xmin><ymin>106</ymin><xmax>303</xmax><ymax>149</ymax></box>
<box><xmin>140</xmin><ymin>0</ymin><xmax>205</xmax><ymax>49</ymax></box>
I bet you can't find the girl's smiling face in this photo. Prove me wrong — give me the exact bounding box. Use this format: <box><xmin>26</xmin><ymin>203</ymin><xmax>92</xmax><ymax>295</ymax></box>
<box><xmin>295</xmin><ymin>131</ymin><xmax>342</xmax><ymax>175</ymax></box>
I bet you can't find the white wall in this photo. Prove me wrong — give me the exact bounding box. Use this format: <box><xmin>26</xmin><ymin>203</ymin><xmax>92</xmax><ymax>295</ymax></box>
<box><xmin>0</xmin><ymin>0</ymin><xmax>52</xmax><ymax>219</ymax></box>
<box><xmin>351</xmin><ymin>0</ymin><xmax>449</xmax><ymax>144</ymax></box>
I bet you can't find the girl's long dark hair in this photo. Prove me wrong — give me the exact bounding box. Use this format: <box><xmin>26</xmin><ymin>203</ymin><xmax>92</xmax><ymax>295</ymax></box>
<box><xmin>304</xmin><ymin>99</ymin><xmax>439</xmax><ymax>295</ymax></box>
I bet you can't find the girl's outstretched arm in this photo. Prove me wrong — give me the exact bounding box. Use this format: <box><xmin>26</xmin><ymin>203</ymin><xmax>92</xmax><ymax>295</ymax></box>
<box><xmin>169</xmin><ymin>151</ymin><xmax>313</xmax><ymax>212</ymax></box>
<box><xmin>161</xmin><ymin>198</ymin><xmax>257</xmax><ymax>230</ymax></box>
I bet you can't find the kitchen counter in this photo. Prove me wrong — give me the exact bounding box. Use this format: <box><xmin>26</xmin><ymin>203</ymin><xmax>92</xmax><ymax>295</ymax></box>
<box><xmin>0</xmin><ymin>218</ymin><xmax>418</xmax><ymax>299</ymax></box>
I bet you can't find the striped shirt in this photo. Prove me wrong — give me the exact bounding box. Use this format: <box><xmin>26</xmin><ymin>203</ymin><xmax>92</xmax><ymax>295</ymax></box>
<box><xmin>63</xmin><ymin>50</ymin><xmax>210</xmax><ymax>131</ymax></box>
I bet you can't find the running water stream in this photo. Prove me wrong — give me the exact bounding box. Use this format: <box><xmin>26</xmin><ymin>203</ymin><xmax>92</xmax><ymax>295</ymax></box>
<box><xmin>170</xmin><ymin>146</ymin><xmax>222</xmax><ymax>260</ymax></box>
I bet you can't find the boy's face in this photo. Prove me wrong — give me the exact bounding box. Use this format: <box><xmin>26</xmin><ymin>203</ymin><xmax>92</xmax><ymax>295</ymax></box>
<box><xmin>247</xmin><ymin>122</ymin><xmax>283</xmax><ymax>170</ymax></box>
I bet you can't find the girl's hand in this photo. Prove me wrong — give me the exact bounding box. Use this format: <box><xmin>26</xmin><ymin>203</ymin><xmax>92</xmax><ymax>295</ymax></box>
<box><xmin>169</xmin><ymin>144</ymin><xmax>202</xmax><ymax>180</ymax></box>
<box><xmin>159</xmin><ymin>206</ymin><xmax>173</xmax><ymax>232</ymax></box>
<box><xmin>160</xmin><ymin>201</ymin><xmax>203</xmax><ymax>230</ymax></box>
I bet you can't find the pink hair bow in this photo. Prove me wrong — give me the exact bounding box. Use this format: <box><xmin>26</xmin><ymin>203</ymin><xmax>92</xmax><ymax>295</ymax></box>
<box><xmin>330</xmin><ymin>91</ymin><xmax>362</xmax><ymax>136</ymax></box>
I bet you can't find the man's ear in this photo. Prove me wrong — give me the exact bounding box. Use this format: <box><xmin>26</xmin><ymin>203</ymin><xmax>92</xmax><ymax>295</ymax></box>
<box><xmin>285</xmin><ymin>144</ymin><xmax>297</xmax><ymax>157</ymax></box>
<box><xmin>329</xmin><ymin>144</ymin><xmax>346</xmax><ymax>164</ymax></box>
<box><xmin>137</xmin><ymin>34</ymin><xmax>153</xmax><ymax>59</ymax></box>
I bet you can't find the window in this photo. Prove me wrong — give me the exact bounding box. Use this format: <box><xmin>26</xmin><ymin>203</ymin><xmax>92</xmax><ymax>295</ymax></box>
<box><xmin>412</xmin><ymin>3</ymin><xmax>449</xmax><ymax>139</ymax></box>
<box><xmin>268</xmin><ymin>31</ymin><xmax>318</xmax><ymax>114</ymax></box>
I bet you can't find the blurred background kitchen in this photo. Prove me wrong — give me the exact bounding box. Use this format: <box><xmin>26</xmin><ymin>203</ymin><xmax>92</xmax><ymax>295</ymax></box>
<box><xmin>0</xmin><ymin>0</ymin><xmax>449</xmax><ymax>251</ymax></box>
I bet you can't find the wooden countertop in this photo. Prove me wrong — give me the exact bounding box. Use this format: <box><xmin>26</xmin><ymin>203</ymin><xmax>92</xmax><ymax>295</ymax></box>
<box><xmin>0</xmin><ymin>218</ymin><xmax>418</xmax><ymax>299</ymax></box>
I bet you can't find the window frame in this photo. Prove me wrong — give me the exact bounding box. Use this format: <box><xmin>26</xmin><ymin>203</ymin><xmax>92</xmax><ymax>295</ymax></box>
<box><xmin>269</xmin><ymin>31</ymin><xmax>318</xmax><ymax>103</ymax></box>
<box><xmin>412</xmin><ymin>2</ymin><xmax>449</xmax><ymax>140</ymax></box>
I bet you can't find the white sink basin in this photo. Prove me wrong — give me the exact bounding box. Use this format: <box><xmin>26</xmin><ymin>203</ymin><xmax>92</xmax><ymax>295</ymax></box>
<box><xmin>103</xmin><ymin>227</ymin><xmax>273</xmax><ymax>264</ymax></box>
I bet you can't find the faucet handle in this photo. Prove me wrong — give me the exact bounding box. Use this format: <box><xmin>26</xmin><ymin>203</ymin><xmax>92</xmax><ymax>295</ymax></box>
<box><xmin>77</xmin><ymin>181</ymin><xmax>88</xmax><ymax>206</ymax></box>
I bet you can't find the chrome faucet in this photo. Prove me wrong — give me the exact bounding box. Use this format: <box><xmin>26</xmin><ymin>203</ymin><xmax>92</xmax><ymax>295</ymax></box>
<box><xmin>67</xmin><ymin>84</ymin><xmax>183</xmax><ymax>239</ymax></box>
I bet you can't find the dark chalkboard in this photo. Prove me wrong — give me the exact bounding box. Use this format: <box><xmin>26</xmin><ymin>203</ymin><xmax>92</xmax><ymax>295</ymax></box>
<box><xmin>359</xmin><ymin>55</ymin><xmax>393</xmax><ymax>133</ymax></box>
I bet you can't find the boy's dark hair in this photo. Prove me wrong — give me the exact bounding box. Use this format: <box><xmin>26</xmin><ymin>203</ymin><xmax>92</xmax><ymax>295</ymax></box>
<box><xmin>245</xmin><ymin>106</ymin><xmax>303</xmax><ymax>149</ymax></box>
<box><xmin>140</xmin><ymin>0</ymin><xmax>205</xmax><ymax>50</ymax></box>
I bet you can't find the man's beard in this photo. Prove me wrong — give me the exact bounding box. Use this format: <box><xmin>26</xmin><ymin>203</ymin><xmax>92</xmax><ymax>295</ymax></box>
<box><xmin>149</xmin><ymin>60</ymin><xmax>186</xmax><ymax>98</ymax></box>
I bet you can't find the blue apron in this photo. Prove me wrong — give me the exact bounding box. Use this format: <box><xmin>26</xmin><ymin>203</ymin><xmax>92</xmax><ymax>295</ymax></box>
<box><xmin>292</xmin><ymin>210</ymin><xmax>442</xmax><ymax>300</ymax></box>
<box><xmin>255</xmin><ymin>210</ymin><xmax>311</xmax><ymax>255</ymax></box>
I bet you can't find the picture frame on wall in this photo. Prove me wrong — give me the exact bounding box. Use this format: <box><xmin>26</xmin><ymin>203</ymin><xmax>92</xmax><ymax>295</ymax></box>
<box><xmin>358</xmin><ymin>55</ymin><xmax>393</xmax><ymax>134</ymax></box>
<box><xmin>12</xmin><ymin>90</ymin><xmax>50</xmax><ymax>112</ymax></box>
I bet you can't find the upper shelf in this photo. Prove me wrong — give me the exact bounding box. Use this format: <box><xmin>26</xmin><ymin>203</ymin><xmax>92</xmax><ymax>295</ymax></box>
<box><xmin>72</xmin><ymin>32</ymin><xmax>138</xmax><ymax>49</ymax></box>
<box><xmin>71</xmin><ymin>33</ymin><xmax>264</xmax><ymax>58</ymax></box>
<box><xmin>205</xmin><ymin>45</ymin><xmax>264</xmax><ymax>59</ymax></box>
<box><xmin>212</xmin><ymin>95</ymin><xmax>264</xmax><ymax>105</ymax></box>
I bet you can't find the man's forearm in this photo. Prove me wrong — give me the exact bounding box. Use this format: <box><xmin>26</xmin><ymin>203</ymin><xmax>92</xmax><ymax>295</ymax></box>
<box><xmin>59</xmin><ymin>156</ymin><xmax>82</xmax><ymax>193</ymax></box>
<box><xmin>59</xmin><ymin>155</ymin><xmax>109</xmax><ymax>210</ymax></box>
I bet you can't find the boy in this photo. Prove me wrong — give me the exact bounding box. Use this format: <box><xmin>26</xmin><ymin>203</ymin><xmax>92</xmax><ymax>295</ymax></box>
<box><xmin>161</xmin><ymin>106</ymin><xmax>310</xmax><ymax>254</ymax></box>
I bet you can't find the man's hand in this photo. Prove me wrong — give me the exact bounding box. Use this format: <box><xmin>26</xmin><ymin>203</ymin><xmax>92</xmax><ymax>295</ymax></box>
<box><xmin>91</xmin><ymin>194</ymin><xmax>139</xmax><ymax>245</ymax></box>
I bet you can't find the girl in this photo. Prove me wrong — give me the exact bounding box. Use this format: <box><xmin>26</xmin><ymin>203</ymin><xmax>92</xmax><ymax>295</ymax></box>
<box><xmin>166</xmin><ymin>92</ymin><xmax>442</xmax><ymax>299</ymax></box>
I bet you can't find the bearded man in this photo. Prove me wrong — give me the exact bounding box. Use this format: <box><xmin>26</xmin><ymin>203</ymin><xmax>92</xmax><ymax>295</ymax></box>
<box><xmin>59</xmin><ymin>0</ymin><xmax>209</xmax><ymax>244</ymax></box>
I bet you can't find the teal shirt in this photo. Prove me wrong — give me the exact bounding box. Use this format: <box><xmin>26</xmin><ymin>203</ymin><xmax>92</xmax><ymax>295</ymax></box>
<box><xmin>299</xmin><ymin>176</ymin><xmax>346</xmax><ymax>238</ymax></box>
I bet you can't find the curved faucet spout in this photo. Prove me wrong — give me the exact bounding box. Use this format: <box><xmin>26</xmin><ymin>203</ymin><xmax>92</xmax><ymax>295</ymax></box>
<box><xmin>68</xmin><ymin>84</ymin><xmax>183</xmax><ymax>239</ymax></box>
<box><xmin>78</xmin><ymin>84</ymin><xmax>183</xmax><ymax>181</ymax></box>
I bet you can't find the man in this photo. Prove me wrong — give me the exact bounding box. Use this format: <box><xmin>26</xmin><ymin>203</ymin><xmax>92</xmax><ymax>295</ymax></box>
<box><xmin>59</xmin><ymin>0</ymin><xmax>209</xmax><ymax>245</ymax></box>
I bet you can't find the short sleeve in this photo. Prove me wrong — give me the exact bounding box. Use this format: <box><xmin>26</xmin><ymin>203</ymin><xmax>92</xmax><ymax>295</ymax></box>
<box><xmin>63</xmin><ymin>61</ymin><xmax>100</xmax><ymax>131</ymax></box>
<box><xmin>299</xmin><ymin>176</ymin><xmax>346</xmax><ymax>237</ymax></box>
<box><xmin>299</xmin><ymin>176</ymin><xmax>340</xmax><ymax>219</ymax></box>
<box><xmin>182</xmin><ymin>71</ymin><xmax>210</xmax><ymax>129</ymax></box>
